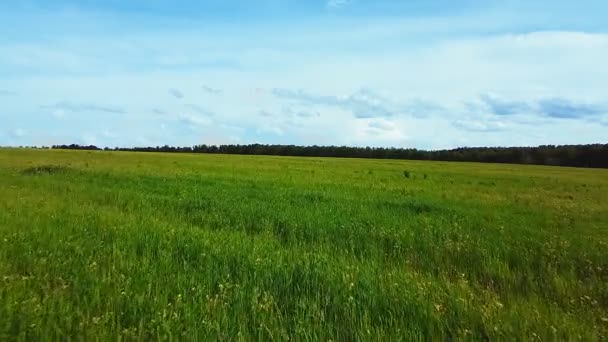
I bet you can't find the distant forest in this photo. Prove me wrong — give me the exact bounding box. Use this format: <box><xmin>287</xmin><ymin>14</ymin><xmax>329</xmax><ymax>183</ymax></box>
<box><xmin>43</xmin><ymin>143</ymin><xmax>608</xmax><ymax>168</ymax></box>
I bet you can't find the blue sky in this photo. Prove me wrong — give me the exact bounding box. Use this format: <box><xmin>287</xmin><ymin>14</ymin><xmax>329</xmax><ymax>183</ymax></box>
<box><xmin>1</xmin><ymin>0</ymin><xmax>607</xmax><ymax>149</ymax></box>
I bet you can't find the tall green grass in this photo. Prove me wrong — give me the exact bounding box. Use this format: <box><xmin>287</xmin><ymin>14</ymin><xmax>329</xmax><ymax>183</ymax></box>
<box><xmin>1</xmin><ymin>148</ymin><xmax>607</xmax><ymax>340</ymax></box>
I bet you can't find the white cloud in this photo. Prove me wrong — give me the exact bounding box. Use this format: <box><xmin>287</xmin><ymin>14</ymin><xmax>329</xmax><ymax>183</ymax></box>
<box><xmin>351</xmin><ymin>118</ymin><xmax>409</xmax><ymax>147</ymax></box>
<box><xmin>273</xmin><ymin>88</ymin><xmax>401</xmax><ymax>118</ymax></box>
<box><xmin>178</xmin><ymin>113</ymin><xmax>212</xmax><ymax>127</ymax></box>
<box><xmin>452</xmin><ymin>120</ymin><xmax>507</xmax><ymax>132</ymax></box>
<box><xmin>202</xmin><ymin>134</ymin><xmax>241</xmax><ymax>146</ymax></box>
<box><xmin>295</xmin><ymin>110</ymin><xmax>319</xmax><ymax>118</ymax></box>
<box><xmin>367</xmin><ymin>118</ymin><xmax>396</xmax><ymax>131</ymax></box>
<box><xmin>2</xmin><ymin>14</ymin><xmax>607</xmax><ymax>149</ymax></box>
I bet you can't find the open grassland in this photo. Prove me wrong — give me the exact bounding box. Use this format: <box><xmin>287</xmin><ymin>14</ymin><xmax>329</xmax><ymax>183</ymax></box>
<box><xmin>1</xmin><ymin>148</ymin><xmax>607</xmax><ymax>340</ymax></box>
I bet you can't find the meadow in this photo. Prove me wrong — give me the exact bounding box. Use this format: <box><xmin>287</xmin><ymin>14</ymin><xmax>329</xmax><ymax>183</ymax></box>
<box><xmin>0</xmin><ymin>148</ymin><xmax>607</xmax><ymax>340</ymax></box>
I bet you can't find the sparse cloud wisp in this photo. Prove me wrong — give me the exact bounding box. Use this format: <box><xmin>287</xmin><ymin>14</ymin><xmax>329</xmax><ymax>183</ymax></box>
<box><xmin>273</xmin><ymin>88</ymin><xmax>399</xmax><ymax>119</ymax></box>
<box><xmin>326</xmin><ymin>0</ymin><xmax>351</xmax><ymax>10</ymax></box>
<box><xmin>169</xmin><ymin>88</ymin><xmax>184</xmax><ymax>99</ymax></box>
<box><xmin>478</xmin><ymin>95</ymin><xmax>606</xmax><ymax>120</ymax></box>
<box><xmin>537</xmin><ymin>98</ymin><xmax>605</xmax><ymax>119</ymax></box>
<box><xmin>202</xmin><ymin>85</ymin><xmax>223</xmax><ymax>95</ymax></box>
<box><xmin>42</xmin><ymin>102</ymin><xmax>126</xmax><ymax>115</ymax></box>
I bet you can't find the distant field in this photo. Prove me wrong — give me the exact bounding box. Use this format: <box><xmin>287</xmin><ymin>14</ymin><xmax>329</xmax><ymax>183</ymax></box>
<box><xmin>1</xmin><ymin>148</ymin><xmax>607</xmax><ymax>340</ymax></box>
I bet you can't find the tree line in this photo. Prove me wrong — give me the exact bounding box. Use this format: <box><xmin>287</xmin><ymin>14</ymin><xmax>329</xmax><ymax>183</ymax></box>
<box><xmin>44</xmin><ymin>143</ymin><xmax>608</xmax><ymax>168</ymax></box>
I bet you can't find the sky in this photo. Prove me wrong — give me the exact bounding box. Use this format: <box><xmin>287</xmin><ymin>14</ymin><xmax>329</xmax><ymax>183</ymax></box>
<box><xmin>1</xmin><ymin>0</ymin><xmax>607</xmax><ymax>149</ymax></box>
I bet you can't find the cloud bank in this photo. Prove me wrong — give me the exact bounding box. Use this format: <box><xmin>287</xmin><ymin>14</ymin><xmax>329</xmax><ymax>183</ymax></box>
<box><xmin>1</xmin><ymin>1</ymin><xmax>607</xmax><ymax>149</ymax></box>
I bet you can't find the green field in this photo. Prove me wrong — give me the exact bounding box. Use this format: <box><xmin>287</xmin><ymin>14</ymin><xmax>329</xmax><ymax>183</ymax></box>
<box><xmin>1</xmin><ymin>148</ymin><xmax>607</xmax><ymax>340</ymax></box>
